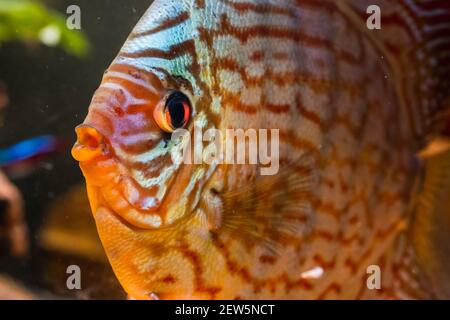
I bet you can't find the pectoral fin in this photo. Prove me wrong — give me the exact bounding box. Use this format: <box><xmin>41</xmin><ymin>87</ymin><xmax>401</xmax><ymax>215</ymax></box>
<box><xmin>219</xmin><ymin>154</ymin><xmax>319</xmax><ymax>254</ymax></box>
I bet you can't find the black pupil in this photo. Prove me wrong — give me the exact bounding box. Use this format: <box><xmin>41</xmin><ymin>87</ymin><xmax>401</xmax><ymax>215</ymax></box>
<box><xmin>166</xmin><ymin>92</ymin><xmax>189</xmax><ymax>128</ymax></box>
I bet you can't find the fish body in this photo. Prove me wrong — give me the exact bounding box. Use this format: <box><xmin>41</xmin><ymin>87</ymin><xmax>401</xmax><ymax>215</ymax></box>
<box><xmin>72</xmin><ymin>0</ymin><xmax>450</xmax><ymax>299</ymax></box>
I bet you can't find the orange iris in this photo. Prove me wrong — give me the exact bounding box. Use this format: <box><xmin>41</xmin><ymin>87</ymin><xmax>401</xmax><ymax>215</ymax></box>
<box><xmin>154</xmin><ymin>91</ymin><xmax>191</xmax><ymax>133</ymax></box>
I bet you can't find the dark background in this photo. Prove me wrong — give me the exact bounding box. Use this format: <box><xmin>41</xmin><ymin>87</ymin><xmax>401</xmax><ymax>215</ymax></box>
<box><xmin>0</xmin><ymin>0</ymin><xmax>152</xmax><ymax>298</ymax></box>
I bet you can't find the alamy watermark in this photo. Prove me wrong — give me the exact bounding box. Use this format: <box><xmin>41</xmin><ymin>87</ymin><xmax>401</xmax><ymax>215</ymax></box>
<box><xmin>366</xmin><ymin>265</ymin><xmax>381</xmax><ymax>290</ymax></box>
<box><xmin>171</xmin><ymin>127</ymin><xmax>280</xmax><ymax>176</ymax></box>
<box><xmin>66</xmin><ymin>265</ymin><xmax>81</xmax><ymax>290</ymax></box>
<box><xmin>367</xmin><ymin>5</ymin><xmax>381</xmax><ymax>30</ymax></box>
<box><xmin>66</xmin><ymin>5</ymin><xmax>81</xmax><ymax>30</ymax></box>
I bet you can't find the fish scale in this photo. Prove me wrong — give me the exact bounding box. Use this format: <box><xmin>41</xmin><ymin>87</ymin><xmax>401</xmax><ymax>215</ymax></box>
<box><xmin>72</xmin><ymin>0</ymin><xmax>450</xmax><ymax>299</ymax></box>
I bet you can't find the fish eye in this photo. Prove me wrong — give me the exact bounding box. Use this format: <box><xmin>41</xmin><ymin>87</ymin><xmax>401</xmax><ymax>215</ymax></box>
<box><xmin>153</xmin><ymin>91</ymin><xmax>191</xmax><ymax>133</ymax></box>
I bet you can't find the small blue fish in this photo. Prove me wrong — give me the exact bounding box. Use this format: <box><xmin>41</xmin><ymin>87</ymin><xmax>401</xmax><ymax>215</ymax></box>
<box><xmin>0</xmin><ymin>135</ymin><xmax>58</xmax><ymax>167</ymax></box>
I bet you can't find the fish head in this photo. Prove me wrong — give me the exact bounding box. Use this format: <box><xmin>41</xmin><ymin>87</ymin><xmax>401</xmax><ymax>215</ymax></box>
<box><xmin>71</xmin><ymin>1</ymin><xmax>224</xmax><ymax>299</ymax></box>
<box><xmin>71</xmin><ymin>61</ymin><xmax>220</xmax><ymax>298</ymax></box>
<box><xmin>72</xmin><ymin>65</ymin><xmax>203</xmax><ymax>224</ymax></box>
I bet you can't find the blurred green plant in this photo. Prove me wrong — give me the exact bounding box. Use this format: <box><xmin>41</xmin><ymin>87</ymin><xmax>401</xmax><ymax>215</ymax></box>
<box><xmin>0</xmin><ymin>0</ymin><xmax>90</xmax><ymax>58</ymax></box>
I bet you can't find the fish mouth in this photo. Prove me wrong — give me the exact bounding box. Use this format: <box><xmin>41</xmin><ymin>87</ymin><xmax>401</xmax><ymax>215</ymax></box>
<box><xmin>76</xmin><ymin>137</ymin><xmax>200</xmax><ymax>230</ymax></box>
<box><xmin>73</xmin><ymin>129</ymin><xmax>184</xmax><ymax>229</ymax></box>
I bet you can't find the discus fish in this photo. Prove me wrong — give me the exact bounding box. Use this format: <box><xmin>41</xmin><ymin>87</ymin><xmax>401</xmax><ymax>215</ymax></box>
<box><xmin>72</xmin><ymin>0</ymin><xmax>450</xmax><ymax>299</ymax></box>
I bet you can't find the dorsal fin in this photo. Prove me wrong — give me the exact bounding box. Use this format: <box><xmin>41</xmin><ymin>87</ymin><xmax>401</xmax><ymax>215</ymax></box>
<box><xmin>340</xmin><ymin>0</ymin><xmax>450</xmax><ymax>146</ymax></box>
